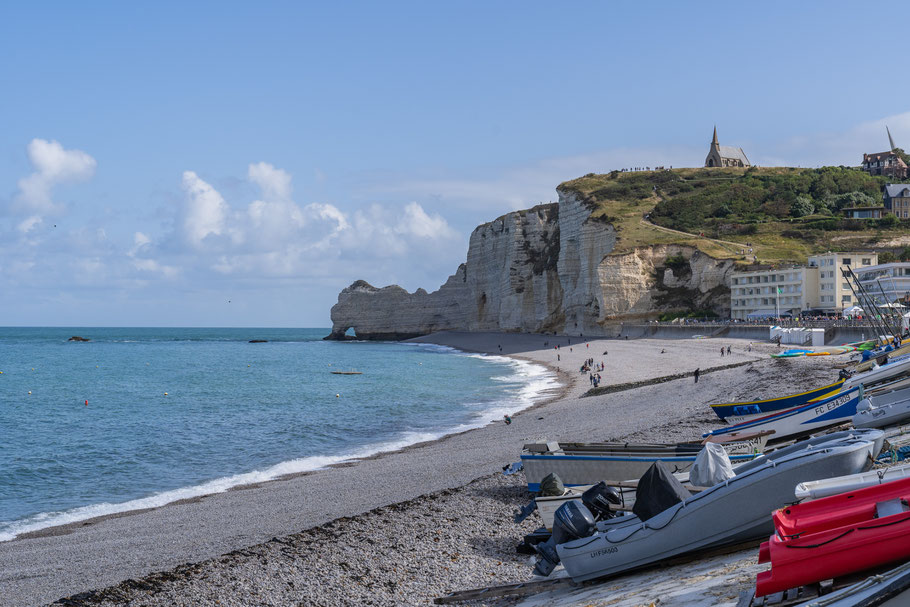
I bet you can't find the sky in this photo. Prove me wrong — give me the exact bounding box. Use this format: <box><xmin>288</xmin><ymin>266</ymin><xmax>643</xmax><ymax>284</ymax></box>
<box><xmin>3</xmin><ymin>1</ymin><xmax>910</xmax><ymax>327</ymax></box>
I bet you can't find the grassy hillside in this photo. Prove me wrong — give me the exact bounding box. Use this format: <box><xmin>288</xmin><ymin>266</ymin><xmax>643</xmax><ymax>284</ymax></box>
<box><xmin>559</xmin><ymin>167</ymin><xmax>906</xmax><ymax>264</ymax></box>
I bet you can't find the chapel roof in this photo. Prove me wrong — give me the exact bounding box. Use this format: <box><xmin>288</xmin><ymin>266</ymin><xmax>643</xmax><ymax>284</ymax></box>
<box><xmin>716</xmin><ymin>145</ymin><xmax>750</xmax><ymax>164</ymax></box>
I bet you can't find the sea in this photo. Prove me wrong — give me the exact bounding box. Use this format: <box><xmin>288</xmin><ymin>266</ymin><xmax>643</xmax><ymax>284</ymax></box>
<box><xmin>0</xmin><ymin>327</ymin><xmax>558</xmax><ymax>542</ymax></box>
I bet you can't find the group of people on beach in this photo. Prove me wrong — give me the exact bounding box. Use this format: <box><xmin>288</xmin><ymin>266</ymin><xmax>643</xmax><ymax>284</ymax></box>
<box><xmin>720</xmin><ymin>345</ymin><xmax>732</xmax><ymax>356</ymax></box>
<box><xmin>580</xmin><ymin>357</ymin><xmax>603</xmax><ymax>387</ymax></box>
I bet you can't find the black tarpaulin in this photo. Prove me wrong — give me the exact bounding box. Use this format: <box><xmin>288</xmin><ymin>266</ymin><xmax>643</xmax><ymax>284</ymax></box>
<box><xmin>632</xmin><ymin>460</ymin><xmax>692</xmax><ymax>521</ymax></box>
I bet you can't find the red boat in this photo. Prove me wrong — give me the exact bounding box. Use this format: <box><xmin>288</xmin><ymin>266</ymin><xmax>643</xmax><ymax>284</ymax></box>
<box><xmin>755</xmin><ymin>476</ymin><xmax>910</xmax><ymax>597</ymax></box>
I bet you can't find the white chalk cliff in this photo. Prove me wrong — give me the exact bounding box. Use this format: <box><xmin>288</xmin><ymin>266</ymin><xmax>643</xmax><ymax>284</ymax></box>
<box><xmin>328</xmin><ymin>188</ymin><xmax>735</xmax><ymax>339</ymax></box>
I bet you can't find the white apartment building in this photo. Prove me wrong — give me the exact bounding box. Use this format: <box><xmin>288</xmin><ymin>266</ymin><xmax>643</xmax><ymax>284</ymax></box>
<box><xmin>730</xmin><ymin>267</ymin><xmax>819</xmax><ymax>319</ymax></box>
<box><xmin>854</xmin><ymin>262</ymin><xmax>910</xmax><ymax>305</ymax></box>
<box><xmin>729</xmin><ymin>251</ymin><xmax>878</xmax><ymax>319</ymax></box>
<box><xmin>808</xmin><ymin>252</ymin><xmax>878</xmax><ymax>312</ymax></box>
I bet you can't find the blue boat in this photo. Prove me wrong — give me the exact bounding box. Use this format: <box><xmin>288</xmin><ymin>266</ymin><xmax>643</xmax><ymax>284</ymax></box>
<box><xmin>709</xmin><ymin>379</ymin><xmax>846</xmax><ymax>421</ymax></box>
<box><xmin>704</xmin><ymin>387</ymin><xmax>863</xmax><ymax>443</ymax></box>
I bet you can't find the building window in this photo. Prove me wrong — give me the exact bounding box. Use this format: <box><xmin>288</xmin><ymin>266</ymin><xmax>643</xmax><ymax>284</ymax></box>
<box><xmin>842</xmin><ymin>258</ymin><xmax>852</xmax><ymax>265</ymax></box>
<box><xmin>862</xmin><ymin>258</ymin><xmax>871</xmax><ymax>265</ymax></box>
<box><xmin>842</xmin><ymin>295</ymin><xmax>851</xmax><ymax>302</ymax></box>
<box><xmin>842</xmin><ymin>283</ymin><xmax>850</xmax><ymax>290</ymax></box>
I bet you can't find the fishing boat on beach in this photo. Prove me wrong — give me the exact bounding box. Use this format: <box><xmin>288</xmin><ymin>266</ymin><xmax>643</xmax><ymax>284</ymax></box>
<box><xmin>532</xmin><ymin>430</ymin><xmax>883</xmax><ymax>582</ymax></box>
<box><xmin>710</xmin><ymin>379</ymin><xmax>845</xmax><ymax>421</ymax></box>
<box><xmin>794</xmin><ymin>461</ymin><xmax>910</xmax><ymax>501</ymax></box>
<box><xmin>520</xmin><ymin>437</ymin><xmax>766</xmax><ymax>492</ymax></box>
<box><xmin>843</xmin><ymin>354</ymin><xmax>910</xmax><ymax>390</ymax></box>
<box><xmin>853</xmin><ymin>388</ymin><xmax>910</xmax><ymax>429</ymax></box>
<box><xmin>704</xmin><ymin>387</ymin><xmax>864</xmax><ymax>443</ymax></box>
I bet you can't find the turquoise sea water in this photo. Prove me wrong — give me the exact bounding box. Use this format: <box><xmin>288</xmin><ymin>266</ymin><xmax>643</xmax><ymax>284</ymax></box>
<box><xmin>0</xmin><ymin>327</ymin><xmax>557</xmax><ymax>541</ymax></box>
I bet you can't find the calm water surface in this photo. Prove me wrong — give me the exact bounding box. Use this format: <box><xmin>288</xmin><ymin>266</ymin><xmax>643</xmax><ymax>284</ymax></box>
<box><xmin>0</xmin><ymin>327</ymin><xmax>557</xmax><ymax>540</ymax></box>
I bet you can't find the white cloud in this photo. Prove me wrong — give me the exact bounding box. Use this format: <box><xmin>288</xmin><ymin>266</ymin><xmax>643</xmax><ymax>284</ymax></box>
<box><xmin>16</xmin><ymin>215</ymin><xmax>43</xmax><ymax>233</ymax></box>
<box><xmin>397</xmin><ymin>201</ymin><xmax>458</xmax><ymax>239</ymax></box>
<box><xmin>169</xmin><ymin>163</ymin><xmax>461</xmax><ymax>277</ymax></box>
<box><xmin>365</xmin><ymin>146</ymin><xmax>701</xmax><ymax>216</ymax></box>
<box><xmin>180</xmin><ymin>170</ymin><xmax>229</xmax><ymax>247</ymax></box>
<box><xmin>127</xmin><ymin>231</ymin><xmax>179</xmax><ymax>277</ymax></box>
<box><xmin>248</xmin><ymin>161</ymin><xmax>292</xmax><ymax>201</ymax></box>
<box><xmin>13</xmin><ymin>138</ymin><xmax>97</xmax><ymax>225</ymax></box>
<box><xmin>761</xmin><ymin>111</ymin><xmax>910</xmax><ymax>168</ymax></box>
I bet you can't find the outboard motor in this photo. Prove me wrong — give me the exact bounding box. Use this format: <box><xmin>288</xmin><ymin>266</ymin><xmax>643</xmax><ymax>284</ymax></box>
<box><xmin>533</xmin><ymin>500</ymin><xmax>596</xmax><ymax>576</ymax></box>
<box><xmin>581</xmin><ymin>481</ymin><xmax>622</xmax><ymax>520</ymax></box>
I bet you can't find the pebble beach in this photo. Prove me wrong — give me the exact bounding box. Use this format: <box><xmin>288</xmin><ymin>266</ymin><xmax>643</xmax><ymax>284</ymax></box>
<box><xmin>0</xmin><ymin>332</ymin><xmax>841</xmax><ymax>607</ymax></box>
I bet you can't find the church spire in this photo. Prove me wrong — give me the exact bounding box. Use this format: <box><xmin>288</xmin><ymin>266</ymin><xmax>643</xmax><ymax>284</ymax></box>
<box><xmin>888</xmin><ymin>125</ymin><xmax>897</xmax><ymax>152</ymax></box>
<box><xmin>712</xmin><ymin>126</ymin><xmax>719</xmax><ymax>146</ymax></box>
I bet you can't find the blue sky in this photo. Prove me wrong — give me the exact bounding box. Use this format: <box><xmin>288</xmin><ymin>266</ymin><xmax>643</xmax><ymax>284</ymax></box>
<box><xmin>2</xmin><ymin>2</ymin><xmax>910</xmax><ymax>327</ymax></box>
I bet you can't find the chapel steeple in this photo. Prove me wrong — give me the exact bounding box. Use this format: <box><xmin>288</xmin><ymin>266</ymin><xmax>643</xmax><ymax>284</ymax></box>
<box><xmin>704</xmin><ymin>127</ymin><xmax>751</xmax><ymax>168</ymax></box>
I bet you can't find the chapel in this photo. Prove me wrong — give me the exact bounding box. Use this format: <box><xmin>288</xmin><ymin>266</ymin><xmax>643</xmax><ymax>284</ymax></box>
<box><xmin>704</xmin><ymin>127</ymin><xmax>751</xmax><ymax>168</ymax></box>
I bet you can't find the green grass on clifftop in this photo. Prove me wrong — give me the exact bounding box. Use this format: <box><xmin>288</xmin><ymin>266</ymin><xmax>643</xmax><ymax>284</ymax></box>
<box><xmin>559</xmin><ymin>167</ymin><xmax>903</xmax><ymax>264</ymax></box>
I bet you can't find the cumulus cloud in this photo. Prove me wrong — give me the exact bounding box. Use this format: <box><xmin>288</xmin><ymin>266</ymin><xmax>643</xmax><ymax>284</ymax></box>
<box><xmin>180</xmin><ymin>171</ymin><xmax>230</xmax><ymax>247</ymax></box>
<box><xmin>398</xmin><ymin>202</ymin><xmax>458</xmax><ymax>239</ymax></box>
<box><xmin>248</xmin><ymin>161</ymin><xmax>292</xmax><ymax>201</ymax></box>
<box><xmin>168</xmin><ymin>162</ymin><xmax>460</xmax><ymax>278</ymax></box>
<box><xmin>13</xmin><ymin>138</ymin><xmax>97</xmax><ymax>231</ymax></box>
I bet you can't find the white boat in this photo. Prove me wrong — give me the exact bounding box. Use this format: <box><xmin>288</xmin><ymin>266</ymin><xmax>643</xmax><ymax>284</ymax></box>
<box><xmin>853</xmin><ymin>388</ymin><xmax>910</xmax><ymax>429</ymax></box>
<box><xmin>520</xmin><ymin>438</ymin><xmax>764</xmax><ymax>492</ymax></box>
<box><xmin>843</xmin><ymin>355</ymin><xmax>910</xmax><ymax>390</ymax></box>
<box><xmin>705</xmin><ymin>387</ymin><xmax>863</xmax><ymax>443</ymax></box>
<box><xmin>536</xmin><ymin>430</ymin><xmax>884</xmax><ymax>581</ymax></box>
<box><xmin>794</xmin><ymin>462</ymin><xmax>910</xmax><ymax>501</ymax></box>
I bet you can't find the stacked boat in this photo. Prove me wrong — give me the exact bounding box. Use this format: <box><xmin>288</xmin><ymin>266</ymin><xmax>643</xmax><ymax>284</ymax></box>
<box><xmin>519</xmin><ymin>341</ymin><xmax>910</xmax><ymax>594</ymax></box>
<box><xmin>520</xmin><ymin>436</ymin><xmax>766</xmax><ymax>492</ymax></box>
<box><xmin>755</xmin><ymin>476</ymin><xmax>910</xmax><ymax>599</ymax></box>
<box><xmin>531</xmin><ymin>430</ymin><xmax>884</xmax><ymax>581</ymax></box>
<box><xmin>704</xmin><ymin>363</ymin><xmax>910</xmax><ymax>445</ymax></box>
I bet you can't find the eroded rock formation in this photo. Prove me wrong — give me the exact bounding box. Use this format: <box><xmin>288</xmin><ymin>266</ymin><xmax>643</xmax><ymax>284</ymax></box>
<box><xmin>327</xmin><ymin>188</ymin><xmax>734</xmax><ymax>340</ymax></box>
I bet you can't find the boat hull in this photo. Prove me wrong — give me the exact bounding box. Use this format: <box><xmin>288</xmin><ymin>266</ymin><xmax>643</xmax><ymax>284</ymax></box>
<box><xmin>554</xmin><ymin>431</ymin><xmax>881</xmax><ymax>582</ymax></box>
<box><xmin>756</xmin><ymin>477</ymin><xmax>910</xmax><ymax>596</ymax></box>
<box><xmin>705</xmin><ymin>388</ymin><xmax>862</xmax><ymax>443</ymax></box>
<box><xmin>521</xmin><ymin>449</ymin><xmax>757</xmax><ymax>491</ymax></box>
<box><xmin>854</xmin><ymin>390</ymin><xmax>910</xmax><ymax>429</ymax></box>
<box><xmin>795</xmin><ymin>462</ymin><xmax>910</xmax><ymax>500</ymax></box>
<box><xmin>709</xmin><ymin>379</ymin><xmax>845</xmax><ymax>421</ymax></box>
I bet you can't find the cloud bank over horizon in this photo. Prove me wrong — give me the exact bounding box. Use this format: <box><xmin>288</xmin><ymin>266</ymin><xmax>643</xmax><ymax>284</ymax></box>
<box><xmin>2</xmin><ymin>112</ymin><xmax>910</xmax><ymax>326</ymax></box>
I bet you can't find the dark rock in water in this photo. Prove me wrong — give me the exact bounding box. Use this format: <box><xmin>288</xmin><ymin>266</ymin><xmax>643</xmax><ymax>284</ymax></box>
<box><xmin>68</xmin><ymin>336</ymin><xmax>90</xmax><ymax>342</ymax></box>
<box><xmin>248</xmin><ymin>339</ymin><xmax>268</xmax><ymax>343</ymax></box>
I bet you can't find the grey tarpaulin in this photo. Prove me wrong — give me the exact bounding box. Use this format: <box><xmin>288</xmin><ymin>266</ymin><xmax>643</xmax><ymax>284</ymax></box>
<box><xmin>689</xmin><ymin>442</ymin><xmax>735</xmax><ymax>487</ymax></box>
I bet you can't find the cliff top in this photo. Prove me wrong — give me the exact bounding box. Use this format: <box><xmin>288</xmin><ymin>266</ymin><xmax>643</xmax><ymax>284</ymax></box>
<box><xmin>558</xmin><ymin>167</ymin><xmax>901</xmax><ymax>265</ymax></box>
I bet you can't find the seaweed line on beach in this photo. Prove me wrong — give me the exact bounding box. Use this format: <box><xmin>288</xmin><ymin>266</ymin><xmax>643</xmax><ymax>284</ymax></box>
<box><xmin>581</xmin><ymin>360</ymin><xmax>755</xmax><ymax>397</ymax></box>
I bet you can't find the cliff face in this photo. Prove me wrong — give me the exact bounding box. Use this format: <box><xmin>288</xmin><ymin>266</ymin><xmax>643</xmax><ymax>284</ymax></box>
<box><xmin>328</xmin><ymin>191</ymin><xmax>734</xmax><ymax>340</ymax></box>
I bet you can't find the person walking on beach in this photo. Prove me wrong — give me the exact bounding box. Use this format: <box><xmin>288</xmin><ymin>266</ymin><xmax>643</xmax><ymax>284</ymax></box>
<box><xmin>720</xmin><ymin>347</ymin><xmax>724</xmax><ymax>357</ymax></box>
<box><xmin>727</xmin><ymin>345</ymin><xmax>731</xmax><ymax>355</ymax></box>
<box><xmin>694</xmin><ymin>368</ymin><xmax>700</xmax><ymax>383</ymax></box>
